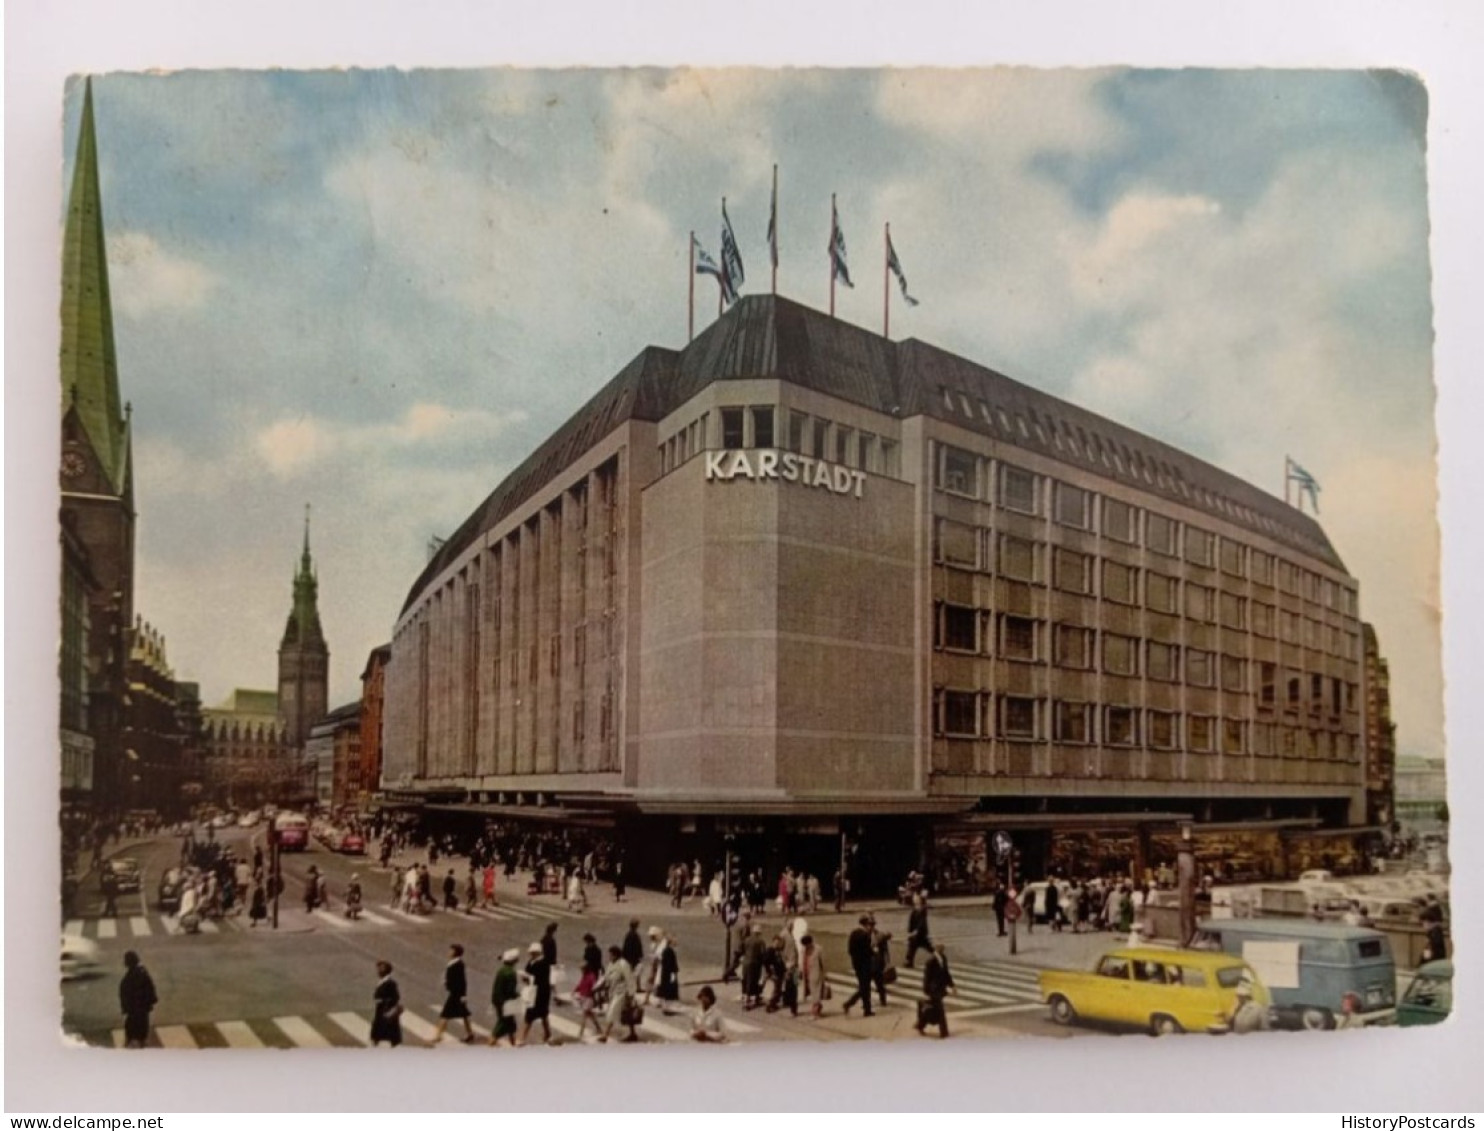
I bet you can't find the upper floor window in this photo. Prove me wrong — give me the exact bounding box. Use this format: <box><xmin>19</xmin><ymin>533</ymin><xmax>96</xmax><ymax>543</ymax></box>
<box><xmin>1000</xmin><ymin>615</ymin><xmax>1040</xmax><ymax>662</ymax></box>
<box><xmin>1251</xmin><ymin>550</ymin><xmax>1274</xmax><ymax>586</ymax></box>
<box><xmin>938</xmin><ymin>444</ymin><xmax>978</xmax><ymax>496</ymax></box>
<box><xmin>1147</xmin><ymin>571</ymin><xmax>1179</xmax><ymax>615</ymax></box>
<box><xmin>1103</xmin><ymin>498</ymin><xmax>1137</xmax><ymax>544</ymax></box>
<box><xmin>1103</xmin><ymin>560</ymin><xmax>1139</xmax><ymax>606</ymax></box>
<box><xmin>811</xmin><ymin>418</ymin><xmax>830</xmax><ymax>460</ymax></box>
<box><xmin>1219</xmin><ymin>539</ymin><xmax>1245</xmax><ymax>577</ymax></box>
<box><xmin>721</xmin><ymin>408</ymin><xmax>745</xmax><ymax>450</ymax></box>
<box><xmin>1186</xmin><ymin>527</ymin><xmax>1215</xmax><ymax>567</ymax></box>
<box><xmin>1053</xmin><ymin>547</ymin><xmax>1093</xmax><ymax>595</ymax></box>
<box><xmin>786</xmin><ymin>410</ymin><xmax>807</xmax><ymax>453</ymax></box>
<box><xmin>835</xmin><ymin>426</ymin><xmax>854</xmax><ymax>467</ymax></box>
<box><xmin>998</xmin><ymin>464</ymin><xmax>1039</xmax><ymax>515</ymax></box>
<box><xmin>1054</xmin><ymin>482</ymin><xmax>1091</xmax><ymax>529</ymax></box>
<box><xmin>1146</xmin><ymin>513</ymin><xmax>1179</xmax><ymax>556</ymax></box>
<box><xmin>935</xmin><ymin>519</ymin><xmax>980</xmax><ymax>570</ymax></box>
<box><xmin>1053</xmin><ymin>625</ymin><xmax>1095</xmax><ymax>670</ymax></box>
<box><xmin>751</xmin><ymin>406</ymin><xmax>775</xmax><ymax>450</ymax></box>
<box><xmin>998</xmin><ymin>534</ymin><xmax>1041</xmax><ymax>584</ymax></box>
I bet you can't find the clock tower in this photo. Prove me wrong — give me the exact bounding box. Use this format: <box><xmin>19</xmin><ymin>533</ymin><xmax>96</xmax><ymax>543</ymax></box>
<box><xmin>277</xmin><ymin>506</ymin><xmax>330</xmax><ymax>752</ymax></box>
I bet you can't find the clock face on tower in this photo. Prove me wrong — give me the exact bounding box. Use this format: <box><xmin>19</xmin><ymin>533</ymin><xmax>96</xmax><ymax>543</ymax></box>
<box><xmin>60</xmin><ymin>449</ymin><xmax>86</xmax><ymax>479</ymax></box>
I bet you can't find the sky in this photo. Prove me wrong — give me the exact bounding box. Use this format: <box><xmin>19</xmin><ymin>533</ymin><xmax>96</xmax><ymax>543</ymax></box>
<box><xmin>64</xmin><ymin>67</ymin><xmax>1442</xmax><ymax>755</ymax></box>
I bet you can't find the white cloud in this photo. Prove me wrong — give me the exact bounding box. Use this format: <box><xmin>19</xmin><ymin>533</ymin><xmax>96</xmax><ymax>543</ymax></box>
<box><xmin>106</xmin><ymin>231</ymin><xmax>219</xmax><ymax>318</ymax></box>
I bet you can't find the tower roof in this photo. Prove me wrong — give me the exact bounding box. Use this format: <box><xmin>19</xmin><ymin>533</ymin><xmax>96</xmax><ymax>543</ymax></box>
<box><xmin>60</xmin><ymin>78</ymin><xmax>128</xmax><ymax>494</ymax></box>
<box><xmin>281</xmin><ymin>505</ymin><xmax>327</xmax><ymax>651</ymax></box>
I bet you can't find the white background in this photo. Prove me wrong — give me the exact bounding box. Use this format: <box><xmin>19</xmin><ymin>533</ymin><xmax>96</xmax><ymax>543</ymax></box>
<box><xmin>6</xmin><ymin>0</ymin><xmax>1482</xmax><ymax>1113</ymax></box>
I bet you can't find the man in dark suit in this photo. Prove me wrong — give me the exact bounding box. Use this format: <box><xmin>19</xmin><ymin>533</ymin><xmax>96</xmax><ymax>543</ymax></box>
<box><xmin>842</xmin><ymin>915</ymin><xmax>877</xmax><ymax>1016</ymax></box>
<box><xmin>118</xmin><ymin>951</ymin><xmax>157</xmax><ymax>1049</ymax></box>
<box><xmin>992</xmin><ymin>882</ymin><xmax>1009</xmax><ymax>936</ymax></box>
<box><xmin>905</xmin><ymin>895</ymin><xmax>931</xmax><ymax>968</ymax></box>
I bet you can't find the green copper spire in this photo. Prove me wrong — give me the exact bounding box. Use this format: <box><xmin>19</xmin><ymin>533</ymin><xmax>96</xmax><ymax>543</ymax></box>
<box><xmin>60</xmin><ymin>77</ymin><xmax>127</xmax><ymax>493</ymax></box>
<box><xmin>281</xmin><ymin>504</ymin><xmax>326</xmax><ymax>649</ymax></box>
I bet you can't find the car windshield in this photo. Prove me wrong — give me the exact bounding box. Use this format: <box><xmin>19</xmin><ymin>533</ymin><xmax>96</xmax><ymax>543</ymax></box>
<box><xmin>1215</xmin><ymin>966</ymin><xmax>1247</xmax><ymax>989</ymax></box>
<box><xmin>1405</xmin><ymin>975</ymin><xmax>1452</xmax><ymax>1011</ymax></box>
<box><xmin>1097</xmin><ymin>958</ymin><xmax>1130</xmax><ymax>979</ymax></box>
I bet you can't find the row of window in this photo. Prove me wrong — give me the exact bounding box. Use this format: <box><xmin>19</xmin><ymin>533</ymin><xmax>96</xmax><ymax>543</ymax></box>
<box><xmin>931</xmin><ymin>405</ymin><xmax>1330</xmax><ymax>561</ymax></box>
<box><xmin>660</xmin><ymin>405</ymin><xmax>905</xmax><ymax>478</ymax></box>
<box><xmin>934</xmin><ymin>446</ymin><xmax>1357</xmax><ymax>613</ymax></box>
<box><xmin>932</xmin><ymin>690</ymin><xmax>1359</xmax><ymax>757</ymax></box>
<box><xmin>935</xmin><ymin>523</ymin><xmax>1359</xmax><ymax>656</ymax></box>
<box><xmin>932</xmin><ymin>607</ymin><xmax>1358</xmax><ymax>708</ymax></box>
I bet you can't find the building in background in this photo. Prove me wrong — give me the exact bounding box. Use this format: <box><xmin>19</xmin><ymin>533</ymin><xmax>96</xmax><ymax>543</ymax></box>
<box><xmin>1362</xmin><ymin>622</ymin><xmax>1397</xmax><ymax>834</ymax></box>
<box><xmin>121</xmin><ymin>617</ymin><xmax>195</xmax><ymax>819</ymax></box>
<box><xmin>383</xmin><ymin>294</ymin><xmax>1386</xmax><ymax>889</ymax></box>
<box><xmin>201</xmin><ymin>690</ymin><xmax>289</xmax><ymax>810</ymax></box>
<box><xmin>58</xmin><ymin>78</ymin><xmax>134</xmax><ymax>824</ymax></box>
<box><xmin>306</xmin><ymin>702</ymin><xmax>360</xmax><ymax>810</ymax></box>
<box><xmin>359</xmin><ymin>644</ymin><xmax>391</xmax><ymax>807</ymax></box>
<box><xmin>1394</xmin><ymin>756</ymin><xmax>1448</xmax><ymax>837</ymax></box>
<box><xmin>278</xmin><ymin>510</ymin><xmax>329</xmax><ymax>753</ymax></box>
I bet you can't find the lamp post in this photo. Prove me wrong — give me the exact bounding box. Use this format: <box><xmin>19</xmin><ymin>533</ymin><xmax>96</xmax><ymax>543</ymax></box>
<box><xmin>1177</xmin><ymin>821</ymin><xmax>1196</xmax><ymax>946</ymax></box>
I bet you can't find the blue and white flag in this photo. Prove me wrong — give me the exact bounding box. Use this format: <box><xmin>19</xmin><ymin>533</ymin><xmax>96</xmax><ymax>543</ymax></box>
<box><xmin>694</xmin><ymin>236</ymin><xmax>737</xmax><ymax>305</ymax></box>
<box><xmin>720</xmin><ymin>199</ymin><xmax>745</xmax><ymax>305</ymax></box>
<box><xmin>1287</xmin><ymin>458</ymin><xmax>1322</xmax><ymax>513</ymax></box>
<box><xmin>886</xmin><ymin>231</ymin><xmax>920</xmax><ymax>307</ymax></box>
<box><xmin>829</xmin><ymin>199</ymin><xmax>854</xmax><ymax>288</ymax></box>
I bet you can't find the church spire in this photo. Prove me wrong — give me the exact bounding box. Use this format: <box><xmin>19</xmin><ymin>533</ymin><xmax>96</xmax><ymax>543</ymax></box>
<box><xmin>60</xmin><ymin>77</ymin><xmax>127</xmax><ymax>493</ymax></box>
<box><xmin>281</xmin><ymin>503</ymin><xmax>325</xmax><ymax>650</ymax></box>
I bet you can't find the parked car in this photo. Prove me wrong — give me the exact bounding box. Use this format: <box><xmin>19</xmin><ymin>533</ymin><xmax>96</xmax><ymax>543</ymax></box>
<box><xmin>237</xmin><ymin>811</ymin><xmax>260</xmax><ymax>828</ymax></box>
<box><xmin>338</xmin><ymin>831</ymin><xmax>366</xmax><ymax>855</ymax></box>
<box><xmin>61</xmin><ymin>934</ymin><xmax>102</xmax><ymax>981</ymax></box>
<box><xmin>106</xmin><ymin>858</ymin><xmax>142</xmax><ymax>894</ymax></box>
<box><xmin>1193</xmin><ymin>918</ymin><xmax>1397</xmax><ymax>1029</ymax></box>
<box><xmin>1397</xmin><ymin>959</ymin><xmax>1452</xmax><ymax>1027</ymax></box>
<box><xmin>1039</xmin><ymin>947</ymin><xmax>1270</xmax><ymax>1036</ymax></box>
<box><xmin>157</xmin><ymin>867</ymin><xmax>185</xmax><ymax>913</ymax></box>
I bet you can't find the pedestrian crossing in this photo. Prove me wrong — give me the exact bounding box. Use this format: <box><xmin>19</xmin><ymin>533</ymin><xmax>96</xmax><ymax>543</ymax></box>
<box><xmin>79</xmin><ymin>1000</ymin><xmax>766</xmax><ymax>1049</ymax></box>
<box><xmin>63</xmin><ymin>897</ymin><xmax>591</xmax><ymax>941</ymax></box>
<box><xmin>825</xmin><ymin>957</ymin><xmax>1044</xmax><ymax>1013</ymax></box>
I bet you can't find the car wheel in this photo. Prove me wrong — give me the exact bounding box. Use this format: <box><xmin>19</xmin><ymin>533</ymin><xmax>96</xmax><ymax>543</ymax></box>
<box><xmin>1300</xmin><ymin>1007</ymin><xmax>1334</xmax><ymax>1031</ymax></box>
<box><xmin>1048</xmin><ymin>995</ymin><xmax>1077</xmax><ymax>1025</ymax></box>
<box><xmin>1151</xmin><ymin>1014</ymin><xmax>1184</xmax><ymax>1037</ymax></box>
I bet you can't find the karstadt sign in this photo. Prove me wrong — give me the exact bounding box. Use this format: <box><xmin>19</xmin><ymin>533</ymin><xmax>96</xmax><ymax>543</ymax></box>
<box><xmin>704</xmin><ymin>449</ymin><xmax>866</xmax><ymax>498</ymax></box>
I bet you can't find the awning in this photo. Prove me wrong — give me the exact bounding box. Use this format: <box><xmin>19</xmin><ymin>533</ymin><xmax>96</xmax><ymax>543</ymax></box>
<box><xmin>633</xmin><ymin>796</ymin><xmax>974</xmax><ymax>817</ymax></box>
<box><xmin>1280</xmin><ymin>824</ymin><xmax>1385</xmax><ymax>840</ymax></box>
<box><xmin>946</xmin><ymin>811</ymin><xmax>1194</xmax><ymax>831</ymax></box>
<box><xmin>423</xmin><ymin>802</ymin><xmax>616</xmax><ymax>828</ymax></box>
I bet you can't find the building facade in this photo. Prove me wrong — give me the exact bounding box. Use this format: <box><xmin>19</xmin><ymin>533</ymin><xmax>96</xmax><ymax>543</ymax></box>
<box><xmin>122</xmin><ymin>618</ymin><xmax>194</xmax><ymax>819</ymax></box>
<box><xmin>1361</xmin><ymin>623</ymin><xmax>1397</xmax><ymax>832</ymax></box>
<box><xmin>306</xmin><ymin>702</ymin><xmax>360</xmax><ymax>810</ymax></box>
<box><xmin>358</xmin><ymin>645</ymin><xmax>391</xmax><ymax>809</ymax></box>
<box><xmin>59</xmin><ymin>79</ymin><xmax>135</xmax><ymax>822</ymax></box>
<box><xmin>278</xmin><ymin>511</ymin><xmax>329</xmax><ymax>752</ymax></box>
<box><xmin>384</xmin><ymin>296</ymin><xmax>1380</xmax><ymax>886</ymax></box>
<box><xmin>202</xmin><ymin>690</ymin><xmax>290</xmax><ymax>809</ymax></box>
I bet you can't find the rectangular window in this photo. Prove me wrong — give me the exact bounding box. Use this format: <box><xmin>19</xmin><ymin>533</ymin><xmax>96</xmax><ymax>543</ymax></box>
<box><xmin>1251</xmin><ymin>550</ymin><xmax>1274</xmax><ymax>585</ymax></box>
<box><xmin>721</xmin><ymin>407</ymin><xmax>745</xmax><ymax>449</ymax></box>
<box><xmin>836</xmin><ymin>425</ymin><xmax>854</xmax><ymax>467</ymax></box>
<box><xmin>1221</xmin><ymin>654</ymin><xmax>1246</xmax><ymax>692</ymax></box>
<box><xmin>1054</xmin><ymin>482</ymin><xmax>1091</xmax><ymax>528</ymax></box>
<box><xmin>811</xmin><ymin>418</ymin><xmax>830</xmax><ymax>459</ymax></box>
<box><xmin>1186</xmin><ymin>583</ymin><xmax>1214</xmax><ymax>623</ymax></box>
<box><xmin>1054</xmin><ymin>547</ymin><xmax>1092</xmax><ymax>594</ymax></box>
<box><xmin>1054</xmin><ymin>701</ymin><xmax>1092</xmax><ymax>743</ymax></box>
<box><xmin>1278</xmin><ymin>560</ymin><xmax>1299</xmax><ymax>594</ymax></box>
<box><xmin>1106</xmin><ymin>706</ymin><xmax>1140</xmax><ymax>747</ymax></box>
<box><xmin>1149</xmin><ymin>711</ymin><xmax>1178</xmax><ymax>749</ymax></box>
<box><xmin>935</xmin><ymin>519</ymin><xmax>979</xmax><ymax>568</ymax></box>
<box><xmin>1147</xmin><ymin>641</ymin><xmax>1180</xmax><ymax>682</ymax></box>
<box><xmin>1053</xmin><ymin>624</ymin><xmax>1094</xmax><ymax>670</ymax></box>
<box><xmin>998</xmin><ymin>464</ymin><xmax>1040</xmax><ymax>514</ymax></box>
<box><xmin>1330</xmin><ymin>676</ymin><xmax>1343</xmax><ymax>716</ymax></box>
<box><xmin>1219</xmin><ymin>591</ymin><xmax>1247</xmax><ymax>630</ymax></box>
<box><xmin>880</xmin><ymin>439</ymin><xmax>899</xmax><ymax>477</ymax></box>
<box><xmin>938</xmin><ymin>444</ymin><xmax>978</xmax><ymax>496</ymax></box>
<box><xmin>1280</xmin><ymin>610</ymin><xmax>1301</xmax><ymax>644</ymax></box>
<box><xmin>943</xmin><ymin>691</ymin><xmax>979</xmax><ymax>737</ymax></box>
<box><xmin>1260</xmin><ymin>662</ymin><xmax>1277</xmax><ymax>707</ymax></box>
<box><xmin>858</xmin><ymin>432</ymin><xmax>876</xmax><ymax>472</ymax></box>
<box><xmin>1286</xmin><ymin>673</ymin><xmax>1302</xmax><ymax>710</ymax></box>
<box><xmin>1252</xmin><ymin>602</ymin><xmax>1275</xmax><ymax>637</ymax></box>
<box><xmin>751</xmin><ymin>406</ymin><xmax>775</xmax><ymax>450</ymax></box>
<box><xmin>939</xmin><ymin>604</ymin><xmax>978</xmax><ymax>652</ymax></box>
<box><xmin>1253</xmin><ymin>722</ymin><xmax>1275</xmax><ymax>755</ymax></box>
<box><xmin>1103</xmin><ymin>633</ymin><xmax>1138</xmax><ymax>676</ymax></box>
<box><xmin>1186</xmin><ymin>527</ymin><xmax>1215</xmax><ymax>567</ymax></box>
<box><xmin>1103</xmin><ymin>560</ymin><xmax>1139</xmax><ymax>605</ymax></box>
<box><xmin>1001</xmin><ymin>615</ymin><xmax>1039</xmax><ymax>661</ymax></box>
<box><xmin>1002</xmin><ymin>697</ymin><xmax>1039</xmax><ymax>739</ymax></box>
<box><xmin>786</xmin><ymin>410</ymin><xmax>806</xmax><ymax>453</ymax></box>
<box><xmin>1189</xmin><ymin>715</ymin><xmax>1214</xmax><ymax>752</ymax></box>
<box><xmin>1187</xmin><ymin>648</ymin><xmax>1214</xmax><ymax>687</ymax></box>
<box><xmin>1147</xmin><ymin>572</ymin><xmax>1179</xmax><ymax>614</ymax></box>
<box><xmin>998</xmin><ymin>535</ymin><xmax>1041</xmax><ymax>583</ymax></box>
<box><xmin>1222</xmin><ymin>719</ymin><xmax>1245</xmax><ymax>755</ymax></box>
<box><xmin>1219</xmin><ymin>539</ymin><xmax>1246</xmax><ymax>576</ymax></box>
<box><xmin>1310</xmin><ymin>673</ymin><xmax>1324</xmax><ymax>713</ymax></box>
<box><xmin>1146</xmin><ymin>513</ymin><xmax>1178</xmax><ymax>556</ymax></box>
<box><xmin>1102</xmin><ymin>498</ymin><xmax>1137</xmax><ymax>543</ymax></box>
<box><xmin>1306</xmin><ymin>619</ymin><xmax>1323</xmax><ymax>650</ymax></box>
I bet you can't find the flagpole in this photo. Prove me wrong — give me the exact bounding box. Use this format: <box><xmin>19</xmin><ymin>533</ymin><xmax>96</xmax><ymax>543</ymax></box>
<box><xmin>1284</xmin><ymin>455</ymin><xmax>1291</xmax><ymax>507</ymax></box>
<box><xmin>689</xmin><ymin>231</ymin><xmax>695</xmax><ymax>343</ymax></box>
<box><xmin>771</xmin><ymin>164</ymin><xmax>778</xmax><ymax>296</ymax></box>
<box><xmin>884</xmin><ymin>222</ymin><xmax>891</xmax><ymax>339</ymax></box>
<box><xmin>830</xmin><ymin>194</ymin><xmax>836</xmax><ymax>318</ymax></box>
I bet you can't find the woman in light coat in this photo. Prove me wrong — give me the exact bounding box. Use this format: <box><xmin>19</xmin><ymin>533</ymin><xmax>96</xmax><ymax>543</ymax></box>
<box><xmin>798</xmin><ymin>935</ymin><xmax>827</xmax><ymax>1019</ymax></box>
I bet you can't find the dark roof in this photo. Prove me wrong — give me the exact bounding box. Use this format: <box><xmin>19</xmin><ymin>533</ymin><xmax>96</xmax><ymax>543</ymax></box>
<box><xmin>402</xmin><ymin>295</ymin><xmax>1343</xmax><ymax>612</ymax></box>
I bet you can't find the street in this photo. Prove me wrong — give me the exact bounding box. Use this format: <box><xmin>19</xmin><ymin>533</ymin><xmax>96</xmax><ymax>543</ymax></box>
<box><xmin>64</xmin><ymin>830</ymin><xmax>1093</xmax><ymax>1049</ymax></box>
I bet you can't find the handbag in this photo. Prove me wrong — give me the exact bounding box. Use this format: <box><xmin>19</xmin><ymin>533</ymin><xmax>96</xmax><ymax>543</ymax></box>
<box><xmin>621</xmin><ymin>1001</ymin><xmax>645</xmax><ymax>1027</ymax></box>
<box><xmin>882</xmin><ymin>965</ymin><xmax>899</xmax><ymax>985</ymax></box>
<box><xmin>519</xmin><ymin>982</ymin><xmax>537</xmax><ymax>1008</ymax></box>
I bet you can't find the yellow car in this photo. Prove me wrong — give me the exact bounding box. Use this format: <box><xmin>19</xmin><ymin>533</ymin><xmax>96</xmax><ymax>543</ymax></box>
<box><xmin>1038</xmin><ymin>947</ymin><xmax>1271</xmax><ymax>1036</ymax></box>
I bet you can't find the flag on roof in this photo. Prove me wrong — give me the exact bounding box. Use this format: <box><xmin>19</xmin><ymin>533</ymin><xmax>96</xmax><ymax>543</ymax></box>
<box><xmin>694</xmin><ymin>236</ymin><xmax>737</xmax><ymax>305</ymax></box>
<box><xmin>1287</xmin><ymin>457</ymin><xmax>1322</xmax><ymax>513</ymax></box>
<box><xmin>767</xmin><ymin>174</ymin><xmax>779</xmax><ymax>270</ymax></box>
<box><xmin>829</xmin><ymin>198</ymin><xmax>854</xmax><ymax>288</ymax></box>
<box><xmin>886</xmin><ymin>230</ymin><xmax>920</xmax><ymax>307</ymax></box>
<box><xmin>720</xmin><ymin>199</ymin><xmax>745</xmax><ymax>305</ymax></box>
